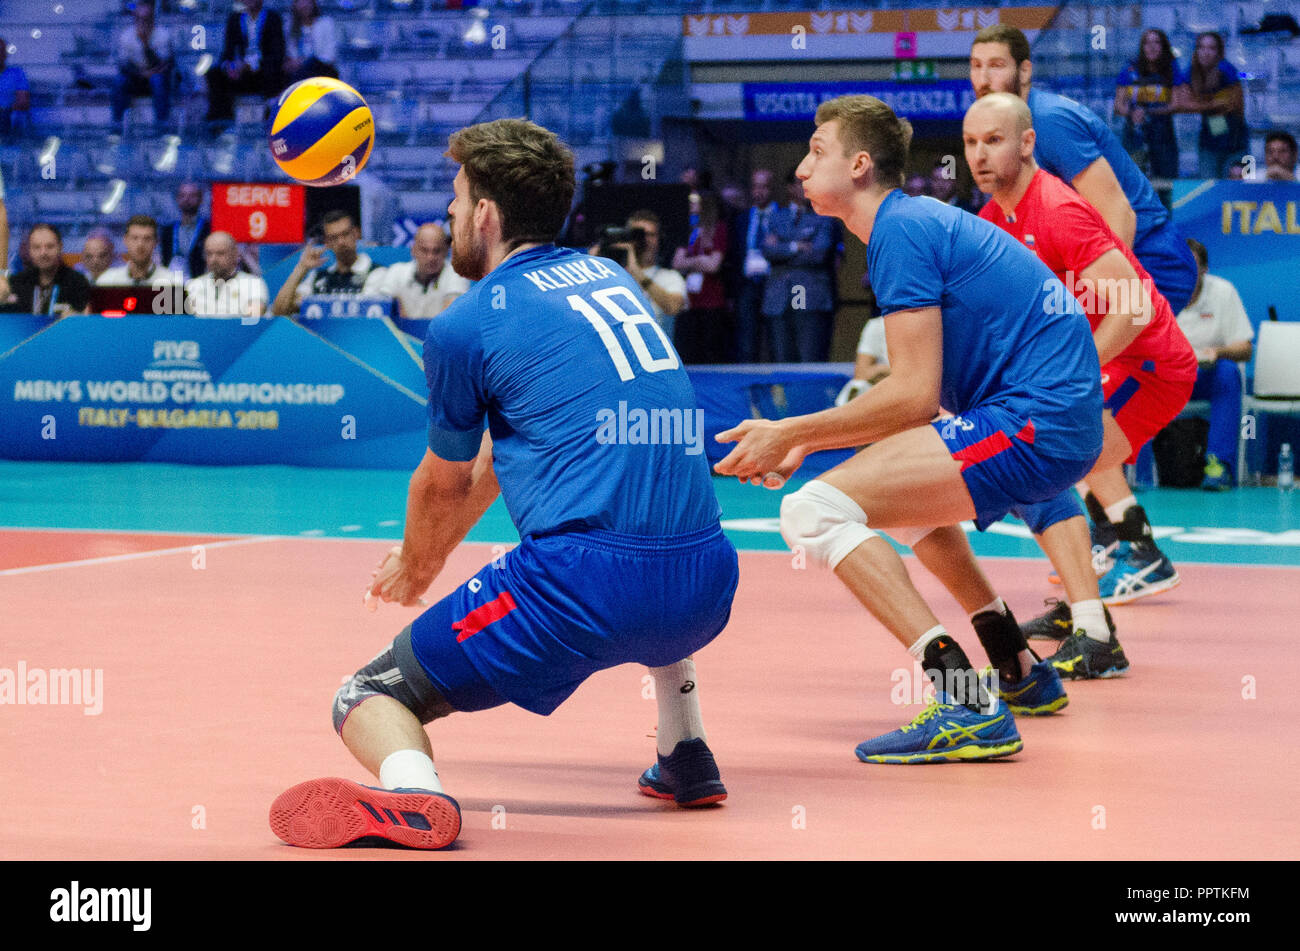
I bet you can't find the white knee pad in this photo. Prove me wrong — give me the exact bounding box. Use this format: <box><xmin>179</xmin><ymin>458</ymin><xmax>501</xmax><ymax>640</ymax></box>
<box><xmin>882</xmin><ymin>525</ymin><xmax>936</xmax><ymax>549</ymax></box>
<box><xmin>779</xmin><ymin>480</ymin><xmax>877</xmax><ymax>569</ymax></box>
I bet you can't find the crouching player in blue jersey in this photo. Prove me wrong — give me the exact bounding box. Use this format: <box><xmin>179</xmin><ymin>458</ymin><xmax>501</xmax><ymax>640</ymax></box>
<box><xmin>269</xmin><ymin>119</ymin><xmax>739</xmax><ymax>849</ymax></box>
<box><xmin>715</xmin><ymin>95</ymin><xmax>1103</xmax><ymax>763</ymax></box>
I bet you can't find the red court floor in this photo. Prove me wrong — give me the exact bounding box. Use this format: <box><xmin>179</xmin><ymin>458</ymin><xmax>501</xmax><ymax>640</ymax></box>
<box><xmin>2</xmin><ymin>530</ymin><xmax>1295</xmax><ymax>859</ymax></box>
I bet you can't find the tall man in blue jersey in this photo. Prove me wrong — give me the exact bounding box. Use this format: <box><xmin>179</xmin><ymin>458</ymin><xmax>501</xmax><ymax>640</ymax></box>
<box><xmin>716</xmin><ymin>95</ymin><xmax>1103</xmax><ymax>763</ymax></box>
<box><xmin>269</xmin><ymin>119</ymin><xmax>739</xmax><ymax>850</ymax></box>
<box><xmin>970</xmin><ymin>24</ymin><xmax>1198</xmax><ymax>610</ymax></box>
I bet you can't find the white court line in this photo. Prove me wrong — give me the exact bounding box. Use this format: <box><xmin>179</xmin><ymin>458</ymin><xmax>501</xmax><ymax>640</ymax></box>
<box><xmin>0</xmin><ymin>535</ymin><xmax>281</xmax><ymax>576</ymax></box>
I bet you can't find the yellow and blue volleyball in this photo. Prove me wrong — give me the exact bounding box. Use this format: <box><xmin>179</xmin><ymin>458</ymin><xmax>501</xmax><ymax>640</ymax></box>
<box><xmin>269</xmin><ymin>77</ymin><xmax>374</xmax><ymax>187</ymax></box>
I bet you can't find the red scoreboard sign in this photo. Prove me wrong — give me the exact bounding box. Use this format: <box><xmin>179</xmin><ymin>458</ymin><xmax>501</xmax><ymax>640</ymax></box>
<box><xmin>211</xmin><ymin>183</ymin><xmax>306</xmax><ymax>243</ymax></box>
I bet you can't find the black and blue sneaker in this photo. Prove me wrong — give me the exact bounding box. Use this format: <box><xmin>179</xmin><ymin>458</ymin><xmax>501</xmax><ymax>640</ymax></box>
<box><xmin>1049</xmin><ymin>631</ymin><xmax>1131</xmax><ymax>680</ymax></box>
<box><xmin>996</xmin><ymin>659</ymin><xmax>1069</xmax><ymax>715</ymax></box>
<box><xmin>854</xmin><ymin>694</ymin><xmax>1023</xmax><ymax>764</ymax></box>
<box><xmin>1021</xmin><ymin>598</ymin><xmax>1117</xmax><ymax>642</ymax></box>
<box><xmin>638</xmin><ymin>737</ymin><xmax>727</xmax><ymax>807</ymax></box>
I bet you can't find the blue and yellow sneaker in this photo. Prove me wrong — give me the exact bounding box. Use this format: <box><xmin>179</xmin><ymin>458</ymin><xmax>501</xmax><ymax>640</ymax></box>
<box><xmin>996</xmin><ymin>659</ymin><xmax>1069</xmax><ymax>715</ymax></box>
<box><xmin>1048</xmin><ymin>631</ymin><xmax>1130</xmax><ymax>680</ymax></box>
<box><xmin>1201</xmin><ymin>454</ymin><xmax>1231</xmax><ymax>491</ymax></box>
<box><xmin>1098</xmin><ymin>542</ymin><xmax>1180</xmax><ymax>605</ymax></box>
<box><xmin>854</xmin><ymin>694</ymin><xmax>1023</xmax><ymax>764</ymax></box>
<box><xmin>638</xmin><ymin>737</ymin><xmax>727</xmax><ymax>807</ymax></box>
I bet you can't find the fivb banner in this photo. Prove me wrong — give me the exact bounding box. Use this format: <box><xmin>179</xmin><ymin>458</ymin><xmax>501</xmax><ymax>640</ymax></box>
<box><xmin>0</xmin><ymin>315</ymin><xmax>427</xmax><ymax>468</ymax></box>
<box><xmin>744</xmin><ymin>80</ymin><xmax>976</xmax><ymax>122</ymax></box>
<box><xmin>1172</xmin><ymin>180</ymin><xmax>1300</xmax><ymax>331</ymax></box>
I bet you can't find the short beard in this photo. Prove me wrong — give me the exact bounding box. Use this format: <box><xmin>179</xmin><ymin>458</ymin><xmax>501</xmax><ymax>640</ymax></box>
<box><xmin>451</xmin><ymin>227</ymin><xmax>487</xmax><ymax>282</ymax></box>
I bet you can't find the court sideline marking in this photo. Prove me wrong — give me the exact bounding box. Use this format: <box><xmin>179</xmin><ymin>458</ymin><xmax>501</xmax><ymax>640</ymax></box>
<box><xmin>0</xmin><ymin>535</ymin><xmax>280</xmax><ymax>576</ymax></box>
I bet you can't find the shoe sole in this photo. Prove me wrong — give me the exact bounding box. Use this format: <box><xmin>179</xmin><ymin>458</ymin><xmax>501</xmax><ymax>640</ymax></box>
<box><xmin>1051</xmin><ymin>658</ymin><xmax>1130</xmax><ymax>680</ymax></box>
<box><xmin>1100</xmin><ymin>572</ymin><xmax>1181</xmax><ymax>606</ymax></box>
<box><xmin>1005</xmin><ymin>694</ymin><xmax>1070</xmax><ymax>716</ymax></box>
<box><xmin>855</xmin><ymin>738</ymin><xmax>1024</xmax><ymax>764</ymax></box>
<box><xmin>269</xmin><ymin>777</ymin><xmax>461</xmax><ymax>850</ymax></box>
<box><xmin>637</xmin><ymin>781</ymin><xmax>727</xmax><ymax>807</ymax></box>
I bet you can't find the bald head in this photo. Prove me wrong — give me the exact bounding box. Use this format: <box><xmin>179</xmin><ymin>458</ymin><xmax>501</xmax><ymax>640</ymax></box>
<box><xmin>967</xmin><ymin>92</ymin><xmax>1032</xmax><ymax>136</ymax></box>
<box><xmin>81</xmin><ymin>235</ymin><xmax>115</xmax><ymax>279</ymax></box>
<box><xmin>962</xmin><ymin>92</ymin><xmax>1037</xmax><ymax>201</ymax></box>
<box><xmin>411</xmin><ymin>223</ymin><xmax>450</xmax><ymax>281</ymax></box>
<box><xmin>204</xmin><ymin>231</ymin><xmax>240</xmax><ymax>280</ymax></box>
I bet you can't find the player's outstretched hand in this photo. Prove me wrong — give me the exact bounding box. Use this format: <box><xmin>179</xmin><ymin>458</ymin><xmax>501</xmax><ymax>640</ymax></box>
<box><xmin>365</xmin><ymin>545</ymin><xmax>432</xmax><ymax>610</ymax></box>
<box><xmin>714</xmin><ymin>419</ymin><xmax>805</xmax><ymax>489</ymax></box>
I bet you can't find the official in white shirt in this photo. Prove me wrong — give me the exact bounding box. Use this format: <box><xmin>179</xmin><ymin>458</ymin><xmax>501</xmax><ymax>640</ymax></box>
<box><xmin>96</xmin><ymin>215</ymin><xmax>183</xmax><ymax>290</ymax></box>
<box><xmin>186</xmin><ymin>231</ymin><xmax>269</xmax><ymax>319</ymax></box>
<box><xmin>1174</xmin><ymin>238</ymin><xmax>1254</xmax><ymax>488</ymax></box>
<box><xmin>271</xmin><ymin>210</ymin><xmax>381</xmax><ymax>316</ymax></box>
<box><xmin>362</xmin><ymin>223</ymin><xmax>469</xmax><ymax>318</ymax></box>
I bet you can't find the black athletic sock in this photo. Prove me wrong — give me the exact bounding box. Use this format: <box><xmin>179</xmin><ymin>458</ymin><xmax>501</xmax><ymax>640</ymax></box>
<box><xmin>971</xmin><ymin>604</ymin><xmax>1029</xmax><ymax>686</ymax></box>
<box><xmin>921</xmin><ymin>636</ymin><xmax>993</xmax><ymax>713</ymax></box>
<box><xmin>1113</xmin><ymin>503</ymin><xmax>1156</xmax><ymax>550</ymax></box>
<box><xmin>1083</xmin><ymin>491</ymin><xmax>1110</xmax><ymax>527</ymax></box>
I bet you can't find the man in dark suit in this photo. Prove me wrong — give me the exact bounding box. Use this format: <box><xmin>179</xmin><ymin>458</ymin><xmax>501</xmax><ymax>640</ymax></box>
<box><xmin>159</xmin><ymin>181</ymin><xmax>211</xmax><ymax>280</ymax></box>
<box><xmin>205</xmin><ymin>0</ymin><xmax>287</xmax><ymax>126</ymax></box>
<box><xmin>760</xmin><ymin>177</ymin><xmax>837</xmax><ymax>362</ymax></box>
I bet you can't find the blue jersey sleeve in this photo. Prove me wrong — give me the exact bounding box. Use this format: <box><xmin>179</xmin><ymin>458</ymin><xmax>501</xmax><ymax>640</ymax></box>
<box><xmin>1033</xmin><ymin>97</ymin><xmax>1104</xmax><ymax>184</ymax></box>
<box><xmin>868</xmin><ymin>208</ymin><xmax>944</xmax><ymax>315</ymax></box>
<box><xmin>422</xmin><ymin>306</ymin><xmax>488</xmax><ymax>462</ymax></box>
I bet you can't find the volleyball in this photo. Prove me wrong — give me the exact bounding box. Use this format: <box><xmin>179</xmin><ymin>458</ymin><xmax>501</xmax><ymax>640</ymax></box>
<box><xmin>268</xmin><ymin>77</ymin><xmax>375</xmax><ymax>187</ymax></box>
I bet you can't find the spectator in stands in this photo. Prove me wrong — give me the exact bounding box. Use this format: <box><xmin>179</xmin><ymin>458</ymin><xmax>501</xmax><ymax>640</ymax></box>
<box><xmin>77</xmin><ymin>230</ymin><xmax>117</xmax><ymax>284</ymax></box>
<box><xmin>835</xmin><ymin>316</ymin><xmax>891</xmax><ymax>406</ymax></box>
<box><xmin>110</xmin><ymin>0</ymin><xmax>176</xmax><ymax>131</ymax></box>
<box><xmin>1115</xmin><ymin>28</ymin><xmax>1184</xmax><ymax>182</ymax></box>
<box><xmin>1175</xmin><ymin>238</ymin><xmax>1254</xmax><ymax>490</ymax></box>
<box><xmin>160</xmin><ymin>182</ymin><xmax>210</xmax><ymax>280</ymax></box>
<box><xmin>205</xmin><ymin>0</ymin><xmax>287</xmax><ymax>129</ymax></box>
<box><xmin>0</xmin><ymin>36</ymin><xmax>31</xmax><ymax>138</ymax></box>
<box><xmin>185</xmin><ymin>231</ymin><xmax>268</xmax><ymax>318</ymax></box>
<box><xmin>761</xmin><ymin>175</ymin><xmax>836</xmax><ymax>363</ymax></box>
<box><xmin>97</xmin><ymin>215</ymin><xmax>183</xmax><ymax>289</ymax></box>
<box><xmin>735</xmin><ymin>168</ymin><xmax>778</xmax><ymax>362</ymax></box>
<box><xmin>673</xmin><ymin>190</ymin><xmax>730</xmax><ymax>365</ymax></box>
<box><xmin>0</xmin><ymin>165</ymin><xmax>9</xmax><ymax>303</ymax></box>
<box><xmin>271</xmin><ymin>210</ymin><xmax>380</xmax><ymax>315</ymax></box>
<box><xmin>1</xmin><ymin>224</ymin><xmax>91</xmax><ymax>315</ymax></box>
<box><xmin>1265</xmin><ymin>130</ymin><xmax>1298</xmax><ymax>181</ymax></box>
<box><xmin>362</xmin><ymin>223</ymin><xmax>468</xmax><ymax>318</ymax></box>
<box><xmin>1174</xmin><ymin>32</ymin><xmax>1248</xmax><ymax>178</ymax></box>
<box><xmin>285</xmin><ymin>0</ymin><xmax>338</xmax><ymax>83</ymax></box>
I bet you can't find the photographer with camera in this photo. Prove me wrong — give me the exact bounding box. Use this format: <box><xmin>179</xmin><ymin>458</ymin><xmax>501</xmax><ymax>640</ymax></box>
<box><xmin>592</xmin><ymin>210</ymin><xmax>686</xmax><ymax>344</ymax></box>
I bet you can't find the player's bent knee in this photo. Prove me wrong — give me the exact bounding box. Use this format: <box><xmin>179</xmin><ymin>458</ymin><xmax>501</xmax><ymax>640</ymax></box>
<box><xmin>883</xmin><ymin>525</ymin><xmax>936</xmax><ymax>549</ymax></box>
<box><xmin>779</xmin><ymin>480</ymin><xmax>877</xmax><ymax>569</ymax></box>
<box><xmin>332</xmin><ymin>626</ymin><xmax>456</xmax><ymax>735</ymax></box>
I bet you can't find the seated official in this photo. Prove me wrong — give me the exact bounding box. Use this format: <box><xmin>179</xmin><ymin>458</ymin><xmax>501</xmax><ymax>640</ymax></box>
<box><xmin>270</xmin><ymin>210</ymin><xmax>381</xmax><ymax>316</ymax></box>
<box><xmin>362</xmin><ymin>223</ymin><xmax>469</xmax><ymax>318</ymax></box>
<box><xmin>185</xmin><ymin>231</ymin><xmax>269</xmax><ymax>318</ymax></box>
<box><xmin>1</xmin><ymin>224</ymin><xmax>91</xmax><ymax>315</ymax></box>
<box><xmin>96</xmin><ymin>215</ymin><xmax>183</xmax><ymax>289</ymax></box>
<box><xmin>1174</xmin><ymin>238</ymin><xmax>1253</xmax><ymax>489</ymax></box>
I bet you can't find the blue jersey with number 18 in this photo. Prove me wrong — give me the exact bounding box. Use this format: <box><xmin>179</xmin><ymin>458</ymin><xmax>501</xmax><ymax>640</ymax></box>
<box><xmin>422</xmin><ymin>243</ymin><xmax>720</xmax><ymax>539</ymax></box>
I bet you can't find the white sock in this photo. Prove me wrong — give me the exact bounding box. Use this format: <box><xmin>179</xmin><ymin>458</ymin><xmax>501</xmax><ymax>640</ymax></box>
<box><xmin>907</xmin><ymin>625</ymin><xmax>947</xmax><ymax>662</ymax></box>
<box><xmin>379</xmin><ymin>749</ymin><xmax>443</xmax><ymax>793</ymax></box>
<box><xmin>1104</xmin><ymin>495</ymin><xmax>1137</xmax><ymax>524</ymax></box>
<box><xmin>1071</xmin><ymin>599</ymin><xmax>1110</xmax><ymax>644</ymax></box>
<box><xmin>969</xmin><ymin>596</ymin><xmax>1007</xmax><ymax>620</ymax></box>
<box><xmin>650</xmin><ymin>659</ymin><xmax>705</xmax><ymax>757</ymax></box>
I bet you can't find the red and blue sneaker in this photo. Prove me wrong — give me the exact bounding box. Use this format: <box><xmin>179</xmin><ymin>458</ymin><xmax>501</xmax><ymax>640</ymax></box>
<box><xmin>638</xmin><ymin>737</ymin><xmax>727</xmax><ymax>807</ymax></box>
<box><xmin>269</xmin><ymin>777</ymin><xmax>461</xmax><ymax>850</ymax></box>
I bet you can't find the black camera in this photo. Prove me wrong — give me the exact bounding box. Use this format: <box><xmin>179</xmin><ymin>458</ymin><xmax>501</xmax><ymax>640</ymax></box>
<box><xmin>598</xmin><ymin>226</ymin><xmax>647</xmax><ymax>269</ymax></box>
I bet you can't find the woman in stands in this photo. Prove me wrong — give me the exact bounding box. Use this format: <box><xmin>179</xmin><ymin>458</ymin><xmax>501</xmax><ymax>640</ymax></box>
<box><xmin>672</xmin><ymin>189</ymin><xmax>732</xmax><ymax>365</ymax></box>
<box><xmin>1174</xmin><ymin>31</ymin><xmax>1248</xmax><ymax>178</ymax></box>
<box><xmin>1114</xmin><ymin>29</ymin><xmax>1184</xmax><ymax>182</ymax></box>
<box><xmin>285</xmin><ymin>0</ymin><xmax>339</xmax><ymax>83</ymax></box>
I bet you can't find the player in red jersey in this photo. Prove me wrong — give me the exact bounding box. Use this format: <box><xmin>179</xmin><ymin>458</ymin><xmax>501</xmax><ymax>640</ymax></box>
<box><xmin>963</xmin><ymin>94</ymin><xmax>1196</xmax><ymax>678</ymax></box>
